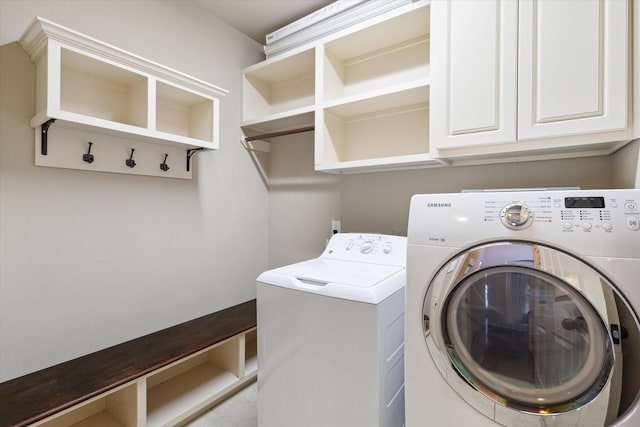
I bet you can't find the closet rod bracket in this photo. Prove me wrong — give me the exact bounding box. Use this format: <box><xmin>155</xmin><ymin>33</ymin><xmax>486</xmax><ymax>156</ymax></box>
<box><xmin>186</xmin><ymin>148</ymin><xmax>205</xmax><ymax>172</ymax></box>
<box><xmin>40</xmin><ymin>118</ymin><xmax>56</xmax><ymax>155</ymax></box>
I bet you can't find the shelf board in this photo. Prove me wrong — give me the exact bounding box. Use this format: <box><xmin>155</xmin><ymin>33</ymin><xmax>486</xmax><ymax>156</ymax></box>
<box><xmin>243</xmin><ymin>46</ymin><xmax>315</xmax><ymax>84</ymax></box>
<box><xmin>316</xmin><ymin>153</ymin><xmax>445</xmax><ymax>173</ymax></box>
<box><xmin>70</xmin><ymin>411</ymin><xmax>126</xmax><ymax>427</ymax></box>
<box><xmin>146</xmin><ymin>363</ymin><xmax>238</xmax><ymax>427</ymax></box>
<box><xmin>242</xmin><ymin>106</ymin><xmax>315</xmax><ymax>134</ymax></box>
<box><xmin>323</xmin><ymin>79</ymin><xmax>430</xmax><ymax>119</ymax></box>
<box><xmin>34</xmin><ymin>110</ymin><xmax>216</xmax><ymax>151</ymax></box>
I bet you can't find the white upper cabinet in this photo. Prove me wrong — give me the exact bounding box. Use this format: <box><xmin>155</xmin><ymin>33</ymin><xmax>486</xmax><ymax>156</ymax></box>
<box><xmin>517</xmin><ymin>0</ymin><xmax>628</xmax><ymax>140</ymax></box>
<box><xmin>431</xmin><ymin>0</ymin><xmax>631</xmax><ymax>158</ymax></box>
<box><xmin>430</xmin><ymin>0</ymin><xmax>518</xmax><ymax>147</ymax></box>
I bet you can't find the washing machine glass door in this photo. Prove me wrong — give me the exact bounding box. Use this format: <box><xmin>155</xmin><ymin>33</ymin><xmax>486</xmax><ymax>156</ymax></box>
<box><xmin>423</xmin><ymin>241</ymin><xmax>626</xmax><ymax>425</ymax></box>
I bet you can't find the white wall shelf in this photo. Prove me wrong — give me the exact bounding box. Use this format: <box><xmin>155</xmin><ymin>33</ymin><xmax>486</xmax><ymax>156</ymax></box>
<box><xmin>241</xmin><ymin>0</ymin><xmax>440</xmax><ymax>173</ymax></box>
<box><xmin>315</xmin><ymin>1</ymin><xmax>437</xmax><ymax>172</ymax></box>
<box><xmin>19</xmin><ymin>17</ymin><xmax>227</xmax><ymax>179</ymax></box>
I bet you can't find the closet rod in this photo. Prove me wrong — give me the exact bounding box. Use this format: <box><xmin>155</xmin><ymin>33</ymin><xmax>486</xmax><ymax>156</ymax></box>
<box><xmin>244</xmin><ymin>125</ymin><xmax>314</xmax><ymax>142</ymax></box>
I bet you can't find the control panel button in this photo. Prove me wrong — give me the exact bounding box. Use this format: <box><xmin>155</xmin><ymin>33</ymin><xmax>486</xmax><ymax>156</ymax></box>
<box><xmin>625</xmin><ymin>202</ymin><xmax>638</xmax><ymax>211</ymax></box>
<box><xmin>627</xmin><ymin>216</ymin><xmax>640</xmax><ymax>231</ymax></box>
<box><xmin>345</xmin><ymin>241</ymin><xmax>354</xmax><ymax>250</ymax></box>
<box><xmin>602</xmin><ymin>222</ymin><xmax>613</xmax><ymax>231</ymax></box>
<box><xmin>383</xmin><ymin>244</ymin><xmax>392</xmax><ymax>254</ymax></box>
<box><xmin>582</xmin><ymin>222</ymin><xmax>592</xmax><ymax>230</ymax></box>
<box><xmin>563</xmin><ymin>222</ymin><xmax>573</xmax><ymax>230</ymax></box>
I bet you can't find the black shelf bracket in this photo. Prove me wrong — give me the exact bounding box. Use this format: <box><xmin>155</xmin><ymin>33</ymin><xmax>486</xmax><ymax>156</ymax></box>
<box><xmin>186</xmin><ymin>148</ymin><xmax>204</xmax><ymax>172</ymax></box>
<box><xmin>40</xmin><ymin>118</ymin><xmax>56</xmax><ymax>155</ymax></box>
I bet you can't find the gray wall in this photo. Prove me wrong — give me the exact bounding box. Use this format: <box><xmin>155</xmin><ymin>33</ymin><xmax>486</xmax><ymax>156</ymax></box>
<box><xmin>611</xmin><ymin>140</ymin><xmax>640</xmax><ymax>189</ymax></box>
<box><xmin>266</xmin><ymin>132</ymin><xmax>341</xmax><ymax>267</ymax></box>
<box><xmin>0</xmin><ymin>0</ymin><xmax>266</xmax><ymax>381</ymax></box>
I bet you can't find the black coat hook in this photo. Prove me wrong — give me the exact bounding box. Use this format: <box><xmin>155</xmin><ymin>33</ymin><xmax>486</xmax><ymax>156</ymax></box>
<box><xmin>160</xmin><ymin>153</ymin><xmax>170</xmax><ymax>172</ymax></box>
<box><xmin>126</xmin><ymin>148</ymin><xmax>136</xmax><ymax>168</ymax></box>
<box><xmin>83</xmin><ymin>142</ymin><xmax>94</xmax><ymax>163</ymax></box>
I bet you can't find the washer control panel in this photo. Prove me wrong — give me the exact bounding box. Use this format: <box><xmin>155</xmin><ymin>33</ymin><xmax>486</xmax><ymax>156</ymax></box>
<box><xmin>408</xmin><ymin>189</ymin><xmax>639</xmax><ymax>258</ymax></box>
<box><xmin>322</xmin><ymin>233</ymin><xmax>406</xmax><ymax>267</ymax></box>
<box><xmin>345</xmin><ymin>235</ymin><xmax>393</xmax><ymax>255</ymax></box>
<box><xmin>492</xmin><ymin>194</ymin><xmax>640</xmax><ymax>234</ymax></box>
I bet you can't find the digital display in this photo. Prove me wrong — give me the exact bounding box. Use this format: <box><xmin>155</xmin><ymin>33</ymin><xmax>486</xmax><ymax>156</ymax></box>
<box><xmin>564</xmin><ymin>197</ymin><xmax>605</xmax><ymax>209</ymax></box>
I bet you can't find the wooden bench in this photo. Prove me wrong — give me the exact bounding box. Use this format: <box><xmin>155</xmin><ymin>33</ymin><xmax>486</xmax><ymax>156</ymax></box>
<box><xmin>0</xmin><ymin>299</ymin><xmax>257</xmax><ymax>427</ymax></box>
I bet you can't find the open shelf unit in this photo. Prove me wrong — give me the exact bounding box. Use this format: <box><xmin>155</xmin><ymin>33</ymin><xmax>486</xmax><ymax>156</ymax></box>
<box><xmin>31</xmin><ymin>328</ymin><xmax>257</xmax><ymax>427</ymax></box>
<box><xmin>18</xmin><ymin>17</ymin><xmax>227</xmax><ymax>178</ymax></box>
<box><xmin>240</xmin><ymin>0</ymin><xmax>442</xmax><ymax>172</ymax></box>
<box><xmin>316</xmin><ymin>0</ymin><xmax>440</xmax><ymax>172</ymax></box>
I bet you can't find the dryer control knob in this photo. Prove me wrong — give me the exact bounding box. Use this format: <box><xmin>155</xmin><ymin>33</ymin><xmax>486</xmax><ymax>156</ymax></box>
<box><xmin>360</xmin><ymin>241</ymin><xmax>374</xmax><ymax>254</ymax></box>
<box><xmin>500</xmin><ymin>203</ymin><xmax>533</xmax><ymax>230</ymax></box>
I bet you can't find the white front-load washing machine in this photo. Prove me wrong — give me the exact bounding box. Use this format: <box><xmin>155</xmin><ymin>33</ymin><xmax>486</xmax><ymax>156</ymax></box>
<box><xmin>406</xmin><ymin>189</ymin><xmax>640</xmax><ymax>426</ymax></box>
<box><xmin>257</xmin><ymin>233</ymin><xmax>407</xmax><ymax>427</ymax></box>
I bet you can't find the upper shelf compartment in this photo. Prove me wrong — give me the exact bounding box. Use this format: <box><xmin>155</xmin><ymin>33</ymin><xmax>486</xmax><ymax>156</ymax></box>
<box><xmin>321</xmin><ymin>1</ymin><xmax>430</xmax><ymax>104</ymax></box>
<box><xmin>19</xmin><ymin>17</ymin><xmax>228</xmax><ymax>151</ymax></box>
<box><xmin>242</xmin><ymin>46</ymin><xmax>315</xmax><ymax>133</ymax></box>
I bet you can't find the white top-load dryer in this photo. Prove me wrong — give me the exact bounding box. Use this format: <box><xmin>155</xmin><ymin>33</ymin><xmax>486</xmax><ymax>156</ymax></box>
<box><xmin>257</xmin><ymin>233</ymin><xmax>407</xmax><ymax>427</ymax></box>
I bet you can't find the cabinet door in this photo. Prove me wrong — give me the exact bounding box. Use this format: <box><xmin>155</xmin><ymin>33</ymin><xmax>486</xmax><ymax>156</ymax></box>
<box><xmin>431</xmin><ymin>0</ymin><xmax>518</xmax><ymax>149</ymax></box>
<box><xmin>518</xmin><ymin>0</ymin><xmax>629</xmax><ymax>140</ymax></box>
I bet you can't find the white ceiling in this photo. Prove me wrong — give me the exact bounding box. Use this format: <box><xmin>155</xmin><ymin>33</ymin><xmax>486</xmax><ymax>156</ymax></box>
<box><xmin>194</xmin><ymin>0</ymin><xmax>333</xmax><ymax>44</ymax></box>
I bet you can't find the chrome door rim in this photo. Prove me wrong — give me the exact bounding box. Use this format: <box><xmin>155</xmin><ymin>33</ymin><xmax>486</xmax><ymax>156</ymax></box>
<box><xmin>423</xmin><ymin>240</ymin><xmax>623</xmax><ymax>420</ymax></box>
<box><xmin>443</xmin><ymin>264</ymin><xmax>613</xmax><ymax>411</ymax></box>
